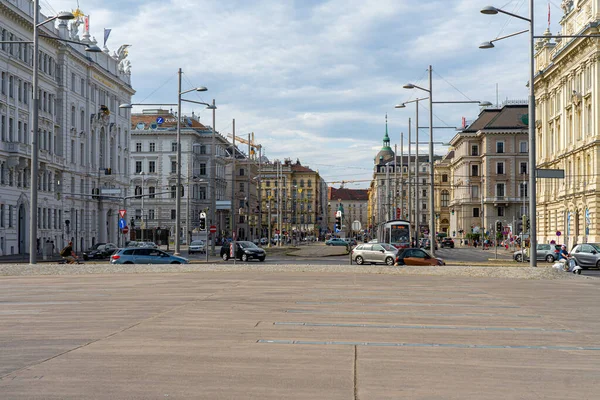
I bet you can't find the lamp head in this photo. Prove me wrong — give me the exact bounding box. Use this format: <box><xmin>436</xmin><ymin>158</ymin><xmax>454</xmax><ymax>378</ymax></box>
<box><xmin>85</xmin><ymin>45</ymin><xmax>102</xmax><ymax>53</ymax></box>
<box><xmin>119</xmin><ymin>103</ymin><xmax>133</xmax><ymax>109</ymax></box>
<box><xmin>479</xmin><ymin>41</ymin><xmax>495</xmax><ymax>49</ymax></box>
<box><xmin>206</xmin><ymin>104</ymin><xmax>217</xmax><ymax>110</ymax></box>
<box><xmin>480</xmin><ymin>6</ymin><xmax>499</xmax><ymax>15</ymax></box>
<box><xmin>403</xmin><ymin>83</ymin><xmax>415</xmax><ymax>89</ymax></box>
<box><xmin>394</xmin><ymin>104</ymin><xmax>406</xmax><ymax>108</ymax></box>
<box><xmin>57</xmin><ymin>11</ymin><xmax>75</xmax><ymax>20</ymax></box>
<box><xmin>196</xmin><ymin>87</ymin><xmax>208</xmax><ymax>92</ymax></box>
<box><xmin>478</xmin><ymin>101</ymin><xmax>493</xmax><ymax>106</ymax></box>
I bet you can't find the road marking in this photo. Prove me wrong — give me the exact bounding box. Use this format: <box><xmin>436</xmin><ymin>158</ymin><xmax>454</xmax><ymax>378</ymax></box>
<box><xmin>273</xmin><ymin>321</ymin><xmax>572</xmax><ymax>333</ymax></box>
<box><xmin>257</xmin><ymin>340</ymin><xmax>600</xmax><ymax>351</ymax></box>
<box><xmin>286</xmin><ymin>309</ymin><xmax>542</xmax><ymax>318</ymax></box>
<box><xmin>296</xmin><ymin>301</ymin><xmax>520</xmax><ymax>309</ymax></box>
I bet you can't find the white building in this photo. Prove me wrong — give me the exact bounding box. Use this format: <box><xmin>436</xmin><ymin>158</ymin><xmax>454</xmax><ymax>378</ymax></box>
<box><xmin>128</xmin><ymin>110</ymin><xmax>230</xmax><ymax>245</ymax></box>
<box><xmin>0</xmin><ymin>2</ymin><xmax>134</xmax><ymax>256</ymax></box>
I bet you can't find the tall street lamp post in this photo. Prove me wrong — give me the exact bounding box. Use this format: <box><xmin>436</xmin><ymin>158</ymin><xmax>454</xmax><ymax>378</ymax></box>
<box><xmin>480</xmin><ymin>3</ymin><xmax>600</xmax><ymax>267</ymax></box>
<box><xmin>0</xmin><ymin>4</ymin><xmax>103</xmax><ymax>264</ymax></box>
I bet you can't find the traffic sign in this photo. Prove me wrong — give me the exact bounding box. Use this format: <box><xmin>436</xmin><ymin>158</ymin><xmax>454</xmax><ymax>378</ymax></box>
<box><xmin>209</xmin><ymin>225</ymin><xmax>217</xmax><ymax>233</ymax></box>
<box><xmin>556</xmin><ymin>231</ymin><xmax>562</xmax><ymax>236</ymax></box>
<box><xmin>122</xmin><ymin>226</ymin><xmax>129</xmax><ymax>234</ymax></box>
<box><xmin>119</xmin><ymin>218</ymin><xmax>126</xmax><ymax>229</ymax></box>
<box><xmin>156</xmin><ymin>116</ymin><xmax>164</xmax><ymax>125</ymax></box>
<box><xmin>119</xmin><ymin>209</ymin><xmax>126</xmax><ymax>218</ymax></box>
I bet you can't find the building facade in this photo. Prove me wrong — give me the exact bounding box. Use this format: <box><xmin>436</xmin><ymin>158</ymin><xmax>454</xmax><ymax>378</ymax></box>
<box><xmin>447</xmin><ymin>103</ymin><xmax>529</xmax><ymax>241</ymax></box>
<box><xmin>534</xmin><ymin>0</ymin><xmax>600</xmax><ymax>247</ymax></box>
<box><xmin>128</xmin><ymin>110</ymin><xmax>230</xmax><ymax>245</ymax></box>
<box><xmin>0</xmin><ymin>2</ymin><xmax>134</xmax><ymax>255</ymax></box>
<box><xmin>327</xmin><ymin>187</ymin><xmax>369</xmax><ymax>237</ymax></box>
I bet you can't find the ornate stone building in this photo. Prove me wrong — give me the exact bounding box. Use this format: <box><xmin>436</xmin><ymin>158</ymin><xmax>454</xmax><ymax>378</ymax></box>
<box><xmin>534</xmin><ymin>0</ymin><xmax>600</xmax><ymax>246</ymax></box>
<box><xmin>327</xmin><ymin>187</ymin><xmax>369</xmax><ymax>237</ymax></box>
<box><xmin>0</xmin><ymin>2</ymin><xmax>134</xmax><ymax>255</ymax></box>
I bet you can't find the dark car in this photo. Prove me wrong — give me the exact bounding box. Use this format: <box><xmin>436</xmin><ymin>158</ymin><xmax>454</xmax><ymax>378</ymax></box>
<box><xmin>395</xmin><ymin>248</ymin><xmax>445</xmax><ymax>266</ymax></box>
<box><xmin>440</xmin><ymin>238</ymin><xmax>455</xmax><ymax>248</ymax></box>
<box><xmin>420</xmin><ymin>239</ymin><xmax>438</xmax><ymax>250</ymax></box>
<box><xmin>220</xmin><ymin>241</ymin><xmax>266</xmax><ymax>262</ymax></box>
<box><xmin>83</xmin><ymin>243</ymin><xmax>118</xmax><ymax>260</ymax></box>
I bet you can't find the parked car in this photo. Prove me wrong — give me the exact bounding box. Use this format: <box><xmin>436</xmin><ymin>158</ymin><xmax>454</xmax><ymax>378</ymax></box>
<box><xmin>343</xmin><ymin>238</ymin><xmax>358</xmax><ymax>246</ymax></box>
<box><xmin>569</xmin><ymin>243</ymin><xmax>600</xmax><ymax>269</ymax></box>
<box><xmin>513</xmin><ymin>244</ymin><xmax>561</xmax><ymax>262</ymax></box>
<box><xmin>83</xmin><ymin>243</ymin><xmax>118</xmax><ymax>260</ymax></box>
<box><xmin>395</xmin><ymin>248</ymin><xmax>445</xmax><ymax>266</ymax></box>
<box><xmin>420</xmin><ymin>239</ymin><xmax>438</xmax><ymax>250</ymax></box>
<box><xmin>260</xmin><ymin>237</ymin><xmax>269</xmax><ymax>246</ymax></box>
<box><xmin>352</xmin><ymin>243</ymin><xmax>398</xmax><ymax>266</ymax></box>
<box><xmin>220</xmin><ymin>241</ymin><xmax>266</xmax><ymax>262</ymax></box>
<box><xmin>110</xmin><ymin>248</ymin><xmax>189</xmax><ymax>264</ymax></box>
<box><xmin>440</xmin><ymin>238</ymin><xmax>455</xmax><ymax>248</ymax></box>
<box><xmin>326</xmin><ymin>238</ymin><xmax>349</xmax><ymax>247</ymax></box>
<box><xmin>188</xmin><ymin>240</ymin><xmax>206</xmax><ymax>254</ymax></box>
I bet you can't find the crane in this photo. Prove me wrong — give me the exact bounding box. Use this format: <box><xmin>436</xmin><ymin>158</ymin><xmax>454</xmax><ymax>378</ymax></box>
<box><xmin>227</xmin><ymin>132</ymin><xmax>262</xmax><ymax>160</ymax></box>
<box><xmin>328</xmin><ymin>180</ymin><xmax>368</xmax><ymax>188</ymax></box>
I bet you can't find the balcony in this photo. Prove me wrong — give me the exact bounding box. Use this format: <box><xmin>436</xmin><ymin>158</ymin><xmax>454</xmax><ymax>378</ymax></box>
<box><xmin>2</xmin><ymin>142</ymin><xmax>30</xmax><ymax>155</ymax></box>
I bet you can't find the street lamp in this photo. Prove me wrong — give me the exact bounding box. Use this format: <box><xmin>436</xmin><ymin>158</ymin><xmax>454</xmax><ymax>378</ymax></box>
<box><xmin>480</xmin><ymin>3</ymin><xmax>600</xmax><ymax>267</ymax></box>
<box><xmin>140</xmin><ymin>171</ymin><xmax>145</xmax><ymax>242</ymax></box>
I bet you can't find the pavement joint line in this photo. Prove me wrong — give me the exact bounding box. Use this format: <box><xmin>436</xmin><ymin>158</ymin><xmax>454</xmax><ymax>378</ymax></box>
<box><xmin>273</xmin><ymin>322</ymin><xmax>573</xmax><ymax>333</ymax></box>
<box><xmin>296</xmin><ymin>301</ymin><xmax>521</xmax><ymax>309</ymax></box>
<box><xmin>0</xmin><ymin>278</ymin><xmax>253</xmax><ymax>380</ymax></box>
<box><xmin>257</xmin><ymin>340</ymin><xmax>600</xmax><ymax>351</ymax></box>
<box><xmin>314</xmin><ymin>295</ymin><xmax>503</xmax><ymax>301</ymax></box>
<box><xmin>285</xmin><ymin>309</ymin><xmax>543</xmax><ymax>318</ymax></box>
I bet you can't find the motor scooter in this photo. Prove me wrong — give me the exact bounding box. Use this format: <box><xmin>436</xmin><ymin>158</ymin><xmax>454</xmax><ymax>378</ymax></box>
<box><xmin>552</xmin><ymin>257</ymin><xmax>582</xmax><ymax>275</ymax></box>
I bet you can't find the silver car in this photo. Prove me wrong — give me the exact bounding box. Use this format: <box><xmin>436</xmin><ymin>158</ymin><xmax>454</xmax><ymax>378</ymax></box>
<box><xmin>352</xmin><ymin>243</ymin><xmax>398</xmax><ymax>266</ymax></box>
<box><xmin>188</xmin><ymin>240</ymin><xmax>206</xmax><ymax>254</ymax></box>
<box><xmin>570</xmin><ymin>243</ymin><xmax>600</xmax><ymax>269</ymax></box>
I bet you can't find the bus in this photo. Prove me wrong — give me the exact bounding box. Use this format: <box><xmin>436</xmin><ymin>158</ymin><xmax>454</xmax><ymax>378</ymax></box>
<box><xmin>378</xmin><ymin>219</ymin><xmax>411</xmax><ymax>249</ymax></box>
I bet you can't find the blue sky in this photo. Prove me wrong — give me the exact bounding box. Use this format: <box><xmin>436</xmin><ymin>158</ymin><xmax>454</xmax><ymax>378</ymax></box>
<box><xmin>42</xmin><ymin>0</ymin><xmax>563</xmax><ymax>188</ymax></box>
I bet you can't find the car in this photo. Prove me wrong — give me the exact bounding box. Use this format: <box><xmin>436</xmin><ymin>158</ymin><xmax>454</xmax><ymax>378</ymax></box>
<box><xmin>82</xmin><ymin>243</ymin><xmax>118</xmax><ymax>260</ymax></box>
<box><xmin>513</xmin><ymin>244</ymin><xmax>561</xmax><ymax>262</ymax></box>
<box><xmin>420</xmin><ymin>239</ymin><xmax>438</xmax><ymax>250</ymax></box>
<box><xmin>391</xmin><ymin>241</ymin><xmax>410</xmax><ymax>249</ymax></box>
<box><xmin>569</xmin><ymin>243</ymin><xmax>600</xmax><ymax>269</ymax></box>
<box><xmin>326</xmin><ymin>238</ymin><xmax>349</xmax><ymax>247</ymax></box>
<box><xmin>220</xmin><ymin>241</ymin><xmax>266</xmax><ymax>262</ymax></box>
<box><xmin>260</xmin><ymin>237</ymin><xmax>269</xmax><ymax>245</ymax></box>
<box><xmin>352</xmin><ymin>243</ymin><xmax>398</xmax><ymax>266</ymax></box>
<box><xmin>188</xmin><ymin>240</ymin><xmax>206</xmax><ymax>254</ymax></box>
<box><xmin>343</xmin><ymin>238</ymin><xmax>358</xmax><ymax>246</ymax></box>
<box><xmin>440</xmin><ymin>238</ymin><xmax>455</xmax><ymax>248</ymax></box>
<box><xmin>395</xmin><ymin>248</ymin><xmax>445</xmax><ymax>266</ymax></box>
<box><xmin>110</xmin><ymin>248</ymin><xmax>189</xmax><ymax>264</ymax></box>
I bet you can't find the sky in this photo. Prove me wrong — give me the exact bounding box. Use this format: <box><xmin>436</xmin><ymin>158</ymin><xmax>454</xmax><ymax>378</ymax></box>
<box><xmin>40</xmin><ymin>0</ymin><xmax>564</xmax><ymax>189</ymax></box>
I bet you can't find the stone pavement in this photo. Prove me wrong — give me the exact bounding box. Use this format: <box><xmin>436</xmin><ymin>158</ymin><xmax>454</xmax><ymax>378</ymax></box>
<box><xmin>0</xmin><ymin>270</ymin><xmax>599</xmax><ymax>399</ymax></box>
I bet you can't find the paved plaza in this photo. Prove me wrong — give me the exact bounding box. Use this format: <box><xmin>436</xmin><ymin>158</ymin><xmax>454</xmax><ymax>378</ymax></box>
<box><xmin>1</xmin><ymin>267</ymin><xmax>599</xmax><ymax>399</ymax></box>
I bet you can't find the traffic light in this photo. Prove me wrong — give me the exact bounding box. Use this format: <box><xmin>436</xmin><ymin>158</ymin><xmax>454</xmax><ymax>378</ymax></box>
<box><xmin>335</xmin><ymin>216</ymin><xmax>341</xmax><ymax>231</ymax></box>
<box><xmin>199</xmin><ymin>212</ymin><xmax>206</xmax><ymax>231</ymax></box>
<box><xmin>496</xmin><ymin>221</ymin><xmax>503</xmax><ymax>233</ymax></box>
<box><xmin>526</xmin><ymin>216</ymin><xmax>530</xmax><ymax>232</ymax></box>
<box><xmin>104</xmin><ymin>168</ymin><xmax>112</xmax><ymax>175</ymax></box>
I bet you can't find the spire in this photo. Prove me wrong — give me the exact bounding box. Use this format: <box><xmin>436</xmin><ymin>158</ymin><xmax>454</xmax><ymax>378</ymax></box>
<box><xmin>383</xmin><ymin>113</ymin><xmax>390</xmax><ymax>148</ymax></box>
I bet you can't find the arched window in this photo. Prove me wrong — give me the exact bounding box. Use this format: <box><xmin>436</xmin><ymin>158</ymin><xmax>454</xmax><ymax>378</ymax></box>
<box><xmin>307</xmin><ymin>180</ymin><xmax>312</xmax><ymax>187</ymax></box>
<box><xmin>300</xmin><ymin>179</ymin><xmax>305</xmax><ymax>188</ymax></box>
<box><xmin>135</xmin><ymin>186</ymin><xmax>142</xmax><ymax>196</ymax></box>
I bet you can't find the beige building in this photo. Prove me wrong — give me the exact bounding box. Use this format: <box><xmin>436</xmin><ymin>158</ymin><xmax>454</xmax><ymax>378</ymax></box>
<box><xmin>328</xmin><ymin>187</ymin><xmax>369</xmax><ymax>236</ymax></box>
<box><xmin>533</xmin><ymin>0</ymin><xmax>600</xmax><ymax>247</ymax></box>
<box><xmin>446</xmin><ymin>103</ymin><xmax>529</xmax><ymax>240</ymax></box>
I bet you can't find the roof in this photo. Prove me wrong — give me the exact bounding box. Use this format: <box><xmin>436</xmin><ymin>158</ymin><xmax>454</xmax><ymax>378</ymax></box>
<box><xmin>131</xmin><ymin>111</ymin><xmax>209</xmax><ymax>130</ymax></box>
<box><xmin>462</xmin><ymin>109</ymin><xmax>500</xmax><ymax>132</ymax></box>
<box><xmin>462</xmin><ymin>104</ymin><xmax>527</xmax><ymax>133</ymax></box>
<box><xmin>291</xmin><ymin>162</ymin><xmax>316</xmax><ymax>173</ymax></box>
<box><xmin>328</xmin><ymin>187</ymin><xmax>369</xmax><ymax>201</ymax></box>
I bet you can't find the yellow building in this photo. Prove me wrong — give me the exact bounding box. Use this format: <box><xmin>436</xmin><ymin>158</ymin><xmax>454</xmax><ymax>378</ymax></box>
<box><xmin>534</xmin><ymin>0</ymin><xmax>600</xmax><ymax>247</ymax></box>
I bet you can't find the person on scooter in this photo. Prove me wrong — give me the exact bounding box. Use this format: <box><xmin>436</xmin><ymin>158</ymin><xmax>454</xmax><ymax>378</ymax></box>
<box><xmin>60</xmin><ymin>241</ymin><xmax>78</xmax><ymax>264</ymax></box>
<box><xmin>558</xmin><ymin>244</ymin><xmax>569</xmax><ymax>261</ymax></box>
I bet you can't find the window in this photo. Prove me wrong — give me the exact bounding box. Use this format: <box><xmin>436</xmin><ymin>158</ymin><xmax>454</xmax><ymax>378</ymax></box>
<box><xmin>471</xmin><ymin>145</ymin><xmax>479</xmax><ymax>156</ymax></box>
<box><xmin>496</xmin><ymin>162</ymin><xmax>504</xmax><ymax>175</ymax></box>
<box><xmin>520</xmin><ymin>162</ymin><xmax>527</xmax><ymax>174</ymax></box>
<box><xmin>136</xmin><ymin>142</ymin><xmax>142</xmax><ymax>152</ymax></box>
<box><xmin>149</xmin><ymin>142</ymin><xmax>155</xmax><ymax>152</ymax></box>
<box><xmin>0</xmin><ymin>204</ymin><xmax>4</xmax><ymax>227</ymax></box>
<box><xmin>471</xmin><ymin>165</ymin><xmax>479</xmax><ymax>177</ymax></box>
<box><xmin>134</xmin><ymin>186</ymin><xmax>142</xmax><ymax>196</ymax></box>
<box><xmin>497</xmin><ymin>206</ymin><xmax>505</xmax><ymax>217</ymax></box>
<box><xmin>199</xmin><ymin>186</ymin><xmax>206</xmax><ymax>200</ymax></box>
<box><xmin>171</xmin><ymin>161</ymin><xmax>177</xmax><ymax>174</ymax></box>
<box><xmin>520</xmin><ymin>141</ymin><xmax>527</xmax><ymax>152</ymax></box>
<box><xmin>171</xmin><ymin>142</ymin><xmax>177</xmax><ymax>152</ymax></box>
<box><xmin>148</xmin><ymin>209</ymin><xmax>155</xmax><ymax>220</ymax></box>
<box><xmin>200</xmin><ymin>163</ymin><xmax>206</xmax><ymax>175</ymax></box>
<box><xmin>148</xmin><ymin>161</ymin><xmax>156</xmax><ymax>173</ymax></box>
<box><xmin>171</xmin><ymin>209</ymin><xmax>176</xmax><ymax>219</ymax></box>
<box><xmin>266</xmin><ymin>180</ymin><xmax>270</xmax><ymax>187</ymax></box>
<box><xmin>71</xmin><ymin>106</ymin><xmax>76</xmax><ymax>127</ymax></box>
<box><xmin>135</xmin><ymin>161</ymin><xmax>142</xmax><ymax>173</ymax></box>
<box><xmin>442</xmin><ymin>174</ymin><xmax>448</xmax><ymax>183</ymax></box>
<box><xmin>422</xmin><ymin>189</ymin><xmax>426</xmax><ymax>197</ymax></box>
<box><xmin>240</xmin><ymin>182</ymin><xmax>245</xmax><ymax>192</ymax></box>
<box><xmin>496</xmin><ymin>141</ymin><xmax>504</xmax><ymax>153</ymax></box>
<box><xmin>240</xmin><ymin>168</ymin><xmax>245</xmax><ymax>176</ymax></box>
<box><xmin>519</xmin><ymin>182</ymin><xmax>528</xmax><ymax>198</ymax></box>
<box><xmin>148</xmin><ymin>187</ymin><xmax>155</xmax><ymax>198</ymax></box>
<box><xmin>8</xmin><ymin>75</ymin><xmax>13</xmax><ymax>98</ymax></box>
<box><xmin>473</xmin><ymin>207</ymin><xmax>480</xmax><ymax>218</ymax></box>
<box><xmin>200</xmin><ymin>145</ymin><xmax>206</xmax><ymax>154</ymax></box>
<box><xmin>80</xmin><ymin>110</ymin><xmax>85</xmax><ymax>131</ymax></box>
<box><xmin>441</xmin><ymin>190</ymin><xmax>449</xmax><ymax>207</ymax></box>
<box><xmin>80</xmin><ymin>78</ymin><xmax>85</xmax><ymax>96</ymax></box>
<box><xmin>171</xmin><ymin>185</ymin><xmax>176</xmax><ymax>198</ymax></box>
<box><xmin>496</xmin><ymin>183</ymin><xmax>505</xmax><ymax>197</ymax></box>
<box><xmin>71</xmin><ymin>73</ymin><xmax>75</xmax><ymax>91</ymax></box>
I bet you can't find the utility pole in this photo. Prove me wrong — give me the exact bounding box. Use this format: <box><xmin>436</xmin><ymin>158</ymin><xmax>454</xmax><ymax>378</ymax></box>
<box><xmin>232</xmin><ymin>119</ymin><xmax>236</xmax><ymax>243</ymax></box>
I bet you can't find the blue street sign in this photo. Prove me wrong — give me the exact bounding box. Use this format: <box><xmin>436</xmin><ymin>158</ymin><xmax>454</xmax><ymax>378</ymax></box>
<box><xmin>156</xmin><ymin>116</ymin><xmax>164</xmax><ymax>125</ymax></box>
<box><xmin>119</xmin><ymin>218</ymin><xmax>127</xmax><ymax>229</ymax></box>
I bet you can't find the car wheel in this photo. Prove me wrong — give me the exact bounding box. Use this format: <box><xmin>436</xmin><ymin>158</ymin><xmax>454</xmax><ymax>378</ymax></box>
<box><xmin>385</xmin><ymin>256</ymin><xmax>394</xmax><ymax>266</ymax></box>
<box><xmin>355</xmin><ymin>256</ymin><xmax>364</xmax><ymax>265</ymax></box>
<box><xmin>515</xmin><ymin>254</ymin><xmax>523</xmax><ymax>262</ymax></box>
<box><xmin>575</xmin><ymin>269</ymin><xmax>582</xmax><ymax>275</ymax></box>
<box><xmin>222</xmin><ymin>253</ymin><xmax>229</xmax><ymax>261</ymax></box>
<box><xmin>258</xmin><ymin>257</ymin><xmax>265</xmax><ymax>262</ymax></box>
<box><xmin>171</xmin><ymin>261</ymin><xmax>181</xmax><ymax>264</ymax></box>
<box><xmin>241</xmin><ymin>254</ymin><xmax>248</xmax><ymax>262</ymax></box>
<box><xmin>546</xmin><ymin>254</ymin><xmax>555</xmax><ymax>263</ymax></box>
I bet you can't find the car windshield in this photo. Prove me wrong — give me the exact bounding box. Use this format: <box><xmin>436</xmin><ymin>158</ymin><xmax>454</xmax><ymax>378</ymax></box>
<box><xmin>238</xmin><ymin>241</ymin><xmax>258</xmax><ymax>249</ymax></box>
<box><xmin>190</xmin><ymin>241</ymin><xmax>204</xmax><ymax>245</ymax></box>
<box><xmin>590</xmin><ymin>243</ymin><xmax>600</xmax><ymax>252</ymax></box>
